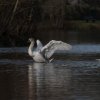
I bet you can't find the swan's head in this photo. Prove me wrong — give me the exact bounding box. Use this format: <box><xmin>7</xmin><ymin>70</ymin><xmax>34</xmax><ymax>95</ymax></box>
<box><xmin>28</xmin><ymin>38</ymin><xmax>35</xmax><ymax>43</ymax></box>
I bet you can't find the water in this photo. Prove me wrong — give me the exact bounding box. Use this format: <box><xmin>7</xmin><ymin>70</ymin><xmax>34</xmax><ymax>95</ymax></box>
<box><xmin>0</xmin><ymin>44</ymin><xmax>100</xmax><ymax>100</ymax></box>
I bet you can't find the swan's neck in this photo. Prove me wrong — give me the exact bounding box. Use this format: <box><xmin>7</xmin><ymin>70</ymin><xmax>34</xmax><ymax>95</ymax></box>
<box><xmin>28</xmin><ymin>41</ymin><xmax>35</xmax><ymax>56</ymax></box>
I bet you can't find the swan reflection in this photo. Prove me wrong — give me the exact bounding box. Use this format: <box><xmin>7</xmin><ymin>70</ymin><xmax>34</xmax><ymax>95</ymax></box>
<box><xmin>28</xmin><ymin>63</ymin><xmax>72</xmax><ymax>100</ymax></box>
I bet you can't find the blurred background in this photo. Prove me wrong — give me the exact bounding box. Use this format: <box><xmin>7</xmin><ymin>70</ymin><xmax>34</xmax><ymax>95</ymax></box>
<box><xmin>0</xmin><ymin>0</ymin><xmax>100</xmax><ymax>46</ymax></box>
<box><xmin>0</xmin><ymin>1</ymin><xmax>100</xmax><ymax>100</ymax></box>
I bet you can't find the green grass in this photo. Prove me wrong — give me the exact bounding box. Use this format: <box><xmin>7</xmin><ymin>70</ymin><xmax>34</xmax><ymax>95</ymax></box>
<box><xmin>37</xmin><ymin>20</ymin><xmax>100</xmax><ymax>32</ymax></box>
<box><xmin>65</xmin><ymin>20</ymin><xmax>100</xmax><ymax>31</ymax></box>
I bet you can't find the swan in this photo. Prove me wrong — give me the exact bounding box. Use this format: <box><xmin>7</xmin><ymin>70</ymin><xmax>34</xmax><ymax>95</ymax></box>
<box><xmin>28</xmin><ymin>38</ymin><xmax>72</xmax><ymax>63</ymax></box>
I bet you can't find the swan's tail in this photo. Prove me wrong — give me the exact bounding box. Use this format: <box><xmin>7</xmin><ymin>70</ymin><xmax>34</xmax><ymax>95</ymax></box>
<box><xmin>49</xmin><ymin>58</ymin><xmax>54</xmax><ymax>63</ymax></box>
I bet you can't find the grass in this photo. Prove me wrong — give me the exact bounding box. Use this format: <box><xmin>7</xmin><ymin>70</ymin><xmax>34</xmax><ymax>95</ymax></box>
<box><xmin>37</xmin><ymin>20</ymin><xmax>100</xmax><ymax>32</ymax></box>
<box><xmin>65</xmin><ymin>20</ymin><xmax>100</xmax><ymax>31</ymax></box>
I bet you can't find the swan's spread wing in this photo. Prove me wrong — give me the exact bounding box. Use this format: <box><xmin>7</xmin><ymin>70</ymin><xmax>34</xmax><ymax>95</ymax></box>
<box><xmin>36</xmin><ymin>40</ymin><xmax>43</xmax><ymax>51</ymax></box>
<box><xmin>41</xmin><ymin>40</ymin><xmax>72</xmax><ymax>58</ymax></box>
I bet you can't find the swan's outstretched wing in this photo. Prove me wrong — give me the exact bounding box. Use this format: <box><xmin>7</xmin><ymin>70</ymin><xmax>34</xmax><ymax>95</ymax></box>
<box><xmin>41</xmin><ymin>40</ymin><xmax>72</xmax><ymax>58</ymax></box>
<box><xmin>36</xmin><ymin>40</ymin><xmax>43</xmax><ymax>51</ymax></box>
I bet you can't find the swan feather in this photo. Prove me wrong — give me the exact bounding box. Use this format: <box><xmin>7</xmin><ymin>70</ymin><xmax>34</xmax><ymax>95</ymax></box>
<box><xmin>41</xmin><ymin>40</ymin><xmax>72</xmax><ymax>58</ymax></box>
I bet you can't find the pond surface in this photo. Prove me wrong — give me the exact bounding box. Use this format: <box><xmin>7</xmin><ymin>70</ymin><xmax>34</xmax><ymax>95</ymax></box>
<box><xmin>0</xmin><ymin>44</ymin><xmax>100</xmax><ymax>100</ymax></box>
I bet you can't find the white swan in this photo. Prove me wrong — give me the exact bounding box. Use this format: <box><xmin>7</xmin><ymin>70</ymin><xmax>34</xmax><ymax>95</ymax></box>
<box><xmin>28</xmin><ymin>38</ymin><xmax>72</xmax><ymax>63</ymax></box>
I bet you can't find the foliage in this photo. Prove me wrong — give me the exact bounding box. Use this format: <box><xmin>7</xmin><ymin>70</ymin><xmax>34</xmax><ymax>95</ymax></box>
<box><xmin>0</xmin><ymin>0</ymin><xmax>100</xmax><ymax>46</ymax></box>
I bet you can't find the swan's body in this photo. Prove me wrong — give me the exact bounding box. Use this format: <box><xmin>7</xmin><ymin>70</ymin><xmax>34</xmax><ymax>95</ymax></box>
<box><xmin>28</xmin><ymin>38</ymin><xmax>72</xmax><ymax>63</ymax></box>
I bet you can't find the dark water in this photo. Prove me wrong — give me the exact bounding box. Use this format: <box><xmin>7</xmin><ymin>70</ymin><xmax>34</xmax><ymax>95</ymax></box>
<box><xmin>0</xmin><ymin>44</ymin><xmax>100</xmax><ymax>100</ymax></box>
